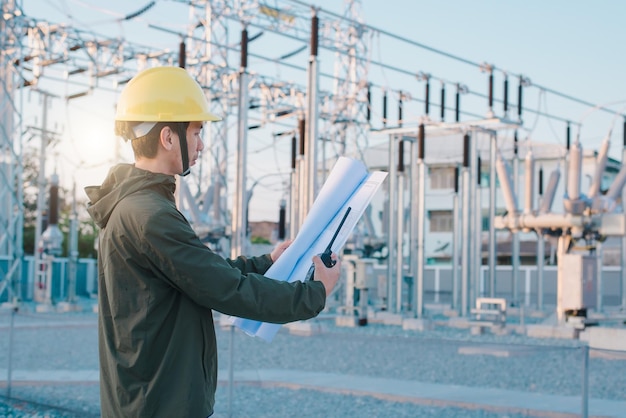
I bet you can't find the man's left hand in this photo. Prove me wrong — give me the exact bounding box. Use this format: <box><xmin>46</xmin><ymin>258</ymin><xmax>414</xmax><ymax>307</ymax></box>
<box><xmin>270</xmin><ymin>239</ymin><xmax>293</xmax><ymax>262</ymax></box>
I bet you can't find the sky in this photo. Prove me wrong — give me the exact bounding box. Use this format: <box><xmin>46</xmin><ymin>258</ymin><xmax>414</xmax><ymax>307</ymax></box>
<box><xmin>14</xmin><ymin>0</ymin><xmax>626</xmax><ymax>222</ymax></box>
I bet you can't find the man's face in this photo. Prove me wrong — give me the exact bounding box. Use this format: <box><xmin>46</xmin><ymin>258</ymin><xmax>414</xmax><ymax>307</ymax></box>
<box><xmin>186</xmin><ymin>121</ymin><xmax>205</xmax><ymax>168</ymax></box>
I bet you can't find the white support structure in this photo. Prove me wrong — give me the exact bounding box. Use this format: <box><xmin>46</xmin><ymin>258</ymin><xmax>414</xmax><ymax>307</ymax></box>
<box><xmin>494</xmin><ymin>139</ymin><xmax>626</xmax><ymax>324</ymax></box>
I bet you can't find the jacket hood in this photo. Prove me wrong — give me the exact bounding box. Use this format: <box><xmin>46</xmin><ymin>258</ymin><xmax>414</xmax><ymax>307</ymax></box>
<box><xmin>85</xmin><ymin>163</ymin><xmax>176</xmax><ymax>228</ymax></box>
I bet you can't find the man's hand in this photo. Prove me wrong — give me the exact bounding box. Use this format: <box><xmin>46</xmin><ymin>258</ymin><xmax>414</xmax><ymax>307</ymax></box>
<box><xmin>311</xmin><ymin>253</ymin><xmax>341</xmax><ymax>296</ymax></box>
<box><xmin>270</xmin><ymin>239</ymin><xmax>293</xmax><ymax>262</ymax></box>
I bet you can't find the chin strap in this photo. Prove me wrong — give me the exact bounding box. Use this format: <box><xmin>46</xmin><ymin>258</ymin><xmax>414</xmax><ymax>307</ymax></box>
<box><xmin>175</xmin><ymin>124</ymin><xmax>190</xmax><ymax>176</ymax></box>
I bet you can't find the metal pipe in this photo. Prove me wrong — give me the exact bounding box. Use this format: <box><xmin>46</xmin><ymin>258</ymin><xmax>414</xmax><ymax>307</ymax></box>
<box><xmin>386</xmin><ymin>134</ymin><xmax>398</xmax><ymax>312</ymax></box>
<box><xmin>396</xmin><ymin>138</ymin><xmax>405</xmax><ymax>312</ymax></box>
<box><xmin>489</xmin><ymin>132</ymin><xmax>497</xmax><ymax>297</ymax></box>
<box><xmin>415</xmin><ymin>124</ymin><xmax>426</xmax><ymax>318</ymax></box>
<box><xmin>469</xmin><ymin>131</ymin><xmax>478</xmax><ymax>304</ymax></box>
<box><xmin>7</xmin><ymin>306</ymin><xmax>16</xmax><ymax>398</ymax></box>
<box><xmin>34</xmin><ymin>94</ymin><xmax>49</xmax><ymax>294</ymax></box>
<box><xmin>581</xmin><ymin>345</ymin><xmax>589</xmax><ymax>418</ymax></box>
<box><xmin>475</xmin><ymin>155</ymin><xmax>482</xmax><ymax>298</ymax></box>
<box><xmin>597</xmin><ymin>242</ymin><xmax>604</xmax><ymax>312</ymax></box>
<box><xmin>524</xmin><ymin>151</ymin><xmax>535</xmax><ymax>214</ymax></box>
<box><xmin>512</xmin><ymin>135</ymin><xmax>520</xmax><ymax>305</ymax></box>
<box><xmin>452</xmin><ymin>168</ymin><xmax>460</xmax><ymax>311</ymax></box>
<box><xmin>537</xmin><ymin>231</ymin><xmax>545</xmax><ymax>309</ymax></box>
<box><xmin>461</xmin><ymin>133</ymin><xmax>471</xmax><ymax>315</ymax></box>
<box><xmin>396</xmin><ymin>172</ymin><xmax>404</xmax><ymax>313</ymax></box>
<box><xmin>494</xmin><ymin>213</ymin><xmax>587</xmax><ymax>230</ymax></box>
<box><xmin>231</xmin><ymin>30</ymin><xmax>249</xmax><ymax>258</ymax></box>
<box><xmin>305</xmin><ymin>13</ymin><xmax>320</xmax><ymax>216</ymax></box>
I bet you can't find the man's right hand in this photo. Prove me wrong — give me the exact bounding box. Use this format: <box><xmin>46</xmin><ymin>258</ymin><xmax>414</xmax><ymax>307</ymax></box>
<box><xmin>311</xmin><ymin>253</ymin><xmax>341</xmax><ymax>296</ymax></box>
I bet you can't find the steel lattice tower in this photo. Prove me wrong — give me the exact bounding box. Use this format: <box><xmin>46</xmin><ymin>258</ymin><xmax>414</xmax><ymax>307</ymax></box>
<box><xmin>327</xmin><ymin>0</ymin><xmax>370</xmax><ymax>161</ymax></box>
<box><xmin>0</xmin><ymin>0</ymin><xmax>24</xmax><ymax>301</ymax></box>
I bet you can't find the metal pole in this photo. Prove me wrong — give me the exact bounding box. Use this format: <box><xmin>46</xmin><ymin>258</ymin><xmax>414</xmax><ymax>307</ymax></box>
<box><xmin>488</xmin><ymin>131</ymin><xmax>497</xmax><ymax>297</ymax></box>
<box><xmin>470</xmin><ymin>132</ymin><xmax>478</xmax><ymax>303</ymax></box>
<box><xmin>537</xmin><ymin>232</ymin><xmax>545</xmax><ymax>309</ymax></box>
<box><xmin>231</xmin><ymin>28</ymin><xmax>249</xmax><ymax>258</ymax></box>
<box><xmin>597</xmin><ymin>242</ymin><xmax>603</xmax><ymax>312</ymax></box>
<box><xmin>34</xmin><ymin>94</ymin><xmax>49</xmax><ymax>298</ymax></box>
<box><xmin>415</xmin><ymin>134</ymin><xmax>426</xmax><ymax>318</ymax></box>
<box><xmin>475</xmin><ymin>157</ymin><xmax>482</xmax><ymax>298</ymax></box>
<box><xmin>395</xmin><ymin>172</ymin><xmax>404</xmax><ymax>313</ymax></box>
<box><xmin>581</xmin><ymin>345</ymin><xmax>589</xmax><ymax>418</ymax></box>
<box><xmin>386</xmin><ymin>134</ymin><xmax>398</xmax><ymax>312</ymax></box>
<box><xmin>305</xmin><ymin>13</ymin><xmax>320</xmax><ymax>214</ymax></box>
<box><xmin>512</xmin><ymin>144</ymin><xmax>520</xmax><ymax>305</ymax></box>
<box><xmin>461</xmin><ymin>134</ymin><xmax>472</xmax><ymax>316</ymax></box>
<box><xmin>7</xmin><ymin>305</ymin><xmax>16</xmax><ymax>398</ymax></box>
<box><xmin>228</xmin><ymin>325</ymin><xmax>234</xmax><ymax>418</ymax></box>
<box><xmin>452</xmin><ymin>190</ymin><xmax>459</xmax><ymax>311</ymax></box>
<box><xmin>409</xmin><ymin>137</ymin><xmax>419</xmax><ymax>315</ymax></box>
<box><xmin>68</xmin><ymin>183</ymin><xmax>78</xmax><ymax>303</ymax></box>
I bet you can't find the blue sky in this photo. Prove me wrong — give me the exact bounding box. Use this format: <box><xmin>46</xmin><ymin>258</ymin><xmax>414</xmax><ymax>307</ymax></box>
<box><xmin>18</xmin><ymin>0</ymin><xmax>626</xmax><ymax>221</ymax></box>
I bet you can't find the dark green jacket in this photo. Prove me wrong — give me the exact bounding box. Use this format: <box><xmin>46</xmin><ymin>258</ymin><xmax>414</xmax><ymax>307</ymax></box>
<box><xmin>85</xmin><ymin>164</ymin><xmax>326</xmax><ymax>418</ymax></box>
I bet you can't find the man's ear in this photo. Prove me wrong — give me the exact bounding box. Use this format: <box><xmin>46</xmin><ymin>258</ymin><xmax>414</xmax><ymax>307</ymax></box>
<box><xmin>159</xmin><ymin>126</ymin><xmax>174</xmax><ymax>150</ymax></box>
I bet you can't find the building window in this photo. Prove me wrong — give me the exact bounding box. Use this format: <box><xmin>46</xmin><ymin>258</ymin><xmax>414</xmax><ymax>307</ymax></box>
<box><xmin>429</xmin><ymin>210</ymin><xmax>453</xmax><ymax>232</ymax></box>
<box><xmin>429</xmin><ymin>166</ymin><xmax>456</xmax><ymax>190</ymax></box>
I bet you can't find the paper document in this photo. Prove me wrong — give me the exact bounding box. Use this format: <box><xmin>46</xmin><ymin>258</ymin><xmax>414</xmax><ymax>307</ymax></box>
<box><xmin>231</xmin><ymin>157</ymin><xmax>387</xmax><ymax>342</ymax></box>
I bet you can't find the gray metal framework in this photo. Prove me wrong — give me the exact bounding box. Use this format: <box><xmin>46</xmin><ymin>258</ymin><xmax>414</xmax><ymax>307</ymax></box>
<box><xmin>0</xmin><ymin>0</ymin><xmax>24</xmax><ymax>302</ymax></box>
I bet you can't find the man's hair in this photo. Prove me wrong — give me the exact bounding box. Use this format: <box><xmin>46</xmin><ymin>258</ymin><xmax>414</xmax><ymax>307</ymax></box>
<box><xmin>115</xmin><ymin>121</ymin><xmax>189</xmax><ymax>159</ymax></box>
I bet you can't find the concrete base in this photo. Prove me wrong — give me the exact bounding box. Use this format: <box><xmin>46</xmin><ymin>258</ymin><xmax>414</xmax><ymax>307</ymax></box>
<box><xmin>443</xmin><ymin>309</ymin><xmax>460</xmax><ymax>318</ymax></box>
<box><xmin>526</xmin><ymin>324</ymin><xmax>579</xmax><ymax>340</ymax></box>
<box><xmin>579</xmin><ymin>327</ymin><xmax>626</xmax><ymax>351</ymax></box>
<box><xmin>285</xmin><ymin>320</ymin><xmax>321</xmax><ymax>337</ymax></box>
<box><xmin>335</xmin><ymin>315</ymin><xmax>357</xmax><ymax>328</ymax></box>
<box><xmin>402</xmin><ymin>318</ymin><xmax>432</xmax><ymax>331</ymax></box>
<box><xmin>35</xmin><ymin>303</ymin><xmax>56</xmax><ymax>313</ymax></box>
<box><xmin>446</xmin><ymin>317</ymin><xmax>473</xmax><ymax>329</ymax></box>
<box><xmin>470</xmin><ymin>325</ymin><xmax>485</xmax><ymax>335</ymax></box>
<box><xmin>56</xmin><ymin>302</ymin><xmax>82</xmax><ymax>313</ymax></box>
<box><xmin>369</xmin><ymin>311</ymin><xmax>404</xmax><ymax>326</ymax></box>
<box><xmin>0</xmin><ymin>302</ymin><xmax>18</xmax><ymax>311</ymax></box>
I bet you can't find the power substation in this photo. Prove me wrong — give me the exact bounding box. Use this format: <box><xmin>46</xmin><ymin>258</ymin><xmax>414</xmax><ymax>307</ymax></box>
<box><xmin>1</xmin><ymin>0</ymin><xmax>626</xmax><ymax>342</ymax></box>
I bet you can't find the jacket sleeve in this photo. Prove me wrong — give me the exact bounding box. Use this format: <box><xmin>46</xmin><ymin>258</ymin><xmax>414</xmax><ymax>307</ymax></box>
<box><xmin>226</xmin><ymin>254</ymin><xmax>273</xmax><ymax>275</ymax></box>
<box><xmin>142</xmin><ymin>208</ymin><xmax>327</xmax><ymax>324</ymax></box>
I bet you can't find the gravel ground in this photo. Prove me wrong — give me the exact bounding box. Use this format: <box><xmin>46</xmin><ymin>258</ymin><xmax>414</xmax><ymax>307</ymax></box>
<box><xmin>0</xmin><ymin>303</ymin><xmax>624</xmax><ymax>417</ymax></box>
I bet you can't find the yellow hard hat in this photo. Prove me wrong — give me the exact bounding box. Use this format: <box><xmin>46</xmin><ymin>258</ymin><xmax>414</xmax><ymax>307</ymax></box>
<box><xmin>115</xmin><ymin>66</ymin><xmax>221</xmax><ymax>122</ymax></box>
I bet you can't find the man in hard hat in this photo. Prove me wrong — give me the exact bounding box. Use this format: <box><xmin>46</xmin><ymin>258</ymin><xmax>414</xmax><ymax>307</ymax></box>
<box><xmin>85</xmin><ymin>66</ymin><xmax>341</xmax><ymax>418</ymax></box>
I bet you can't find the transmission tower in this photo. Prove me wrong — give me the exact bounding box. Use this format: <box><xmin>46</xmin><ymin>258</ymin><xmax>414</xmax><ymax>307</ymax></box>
<box><xmin>327</xmin><ymin>0</ymin><xmax>370</xmax><ymax>161</ymax></box>
<box><xmin>0</xmin><ymin>0</ymin><xmax>24</xmax><ymax>302</ymax></box>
